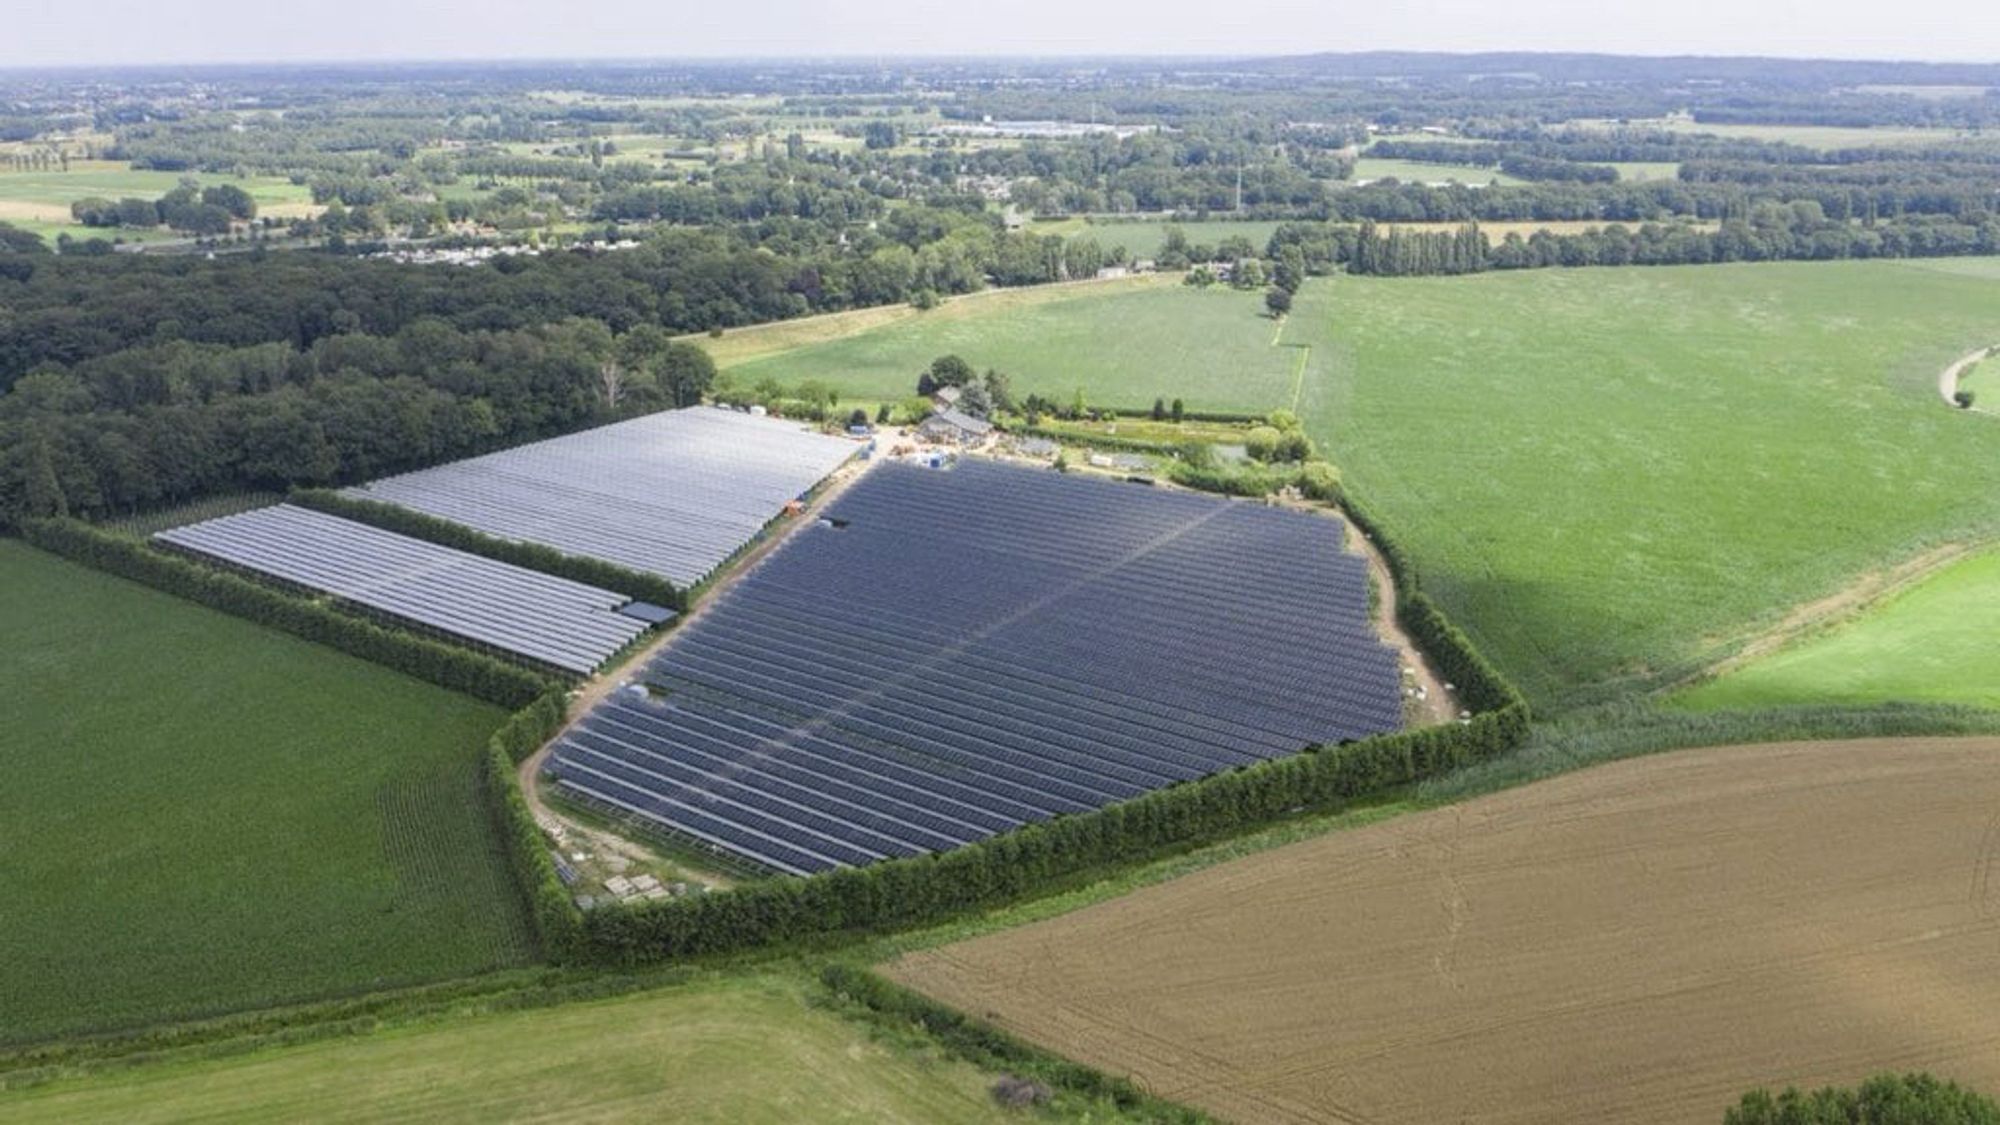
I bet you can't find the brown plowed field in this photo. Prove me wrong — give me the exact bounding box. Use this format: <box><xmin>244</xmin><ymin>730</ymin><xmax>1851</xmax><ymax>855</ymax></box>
<box><xmin>889</xmin><ymin>738</ymin><xmax>2000</xmax><ymax>1125</ymax></box>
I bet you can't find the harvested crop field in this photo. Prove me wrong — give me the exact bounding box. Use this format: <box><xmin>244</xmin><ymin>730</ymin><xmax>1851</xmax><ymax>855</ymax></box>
<box><xmin>890</xmin><ymin>738</ymin><xmax>2000</xmax><ymax>1125</ymax></box>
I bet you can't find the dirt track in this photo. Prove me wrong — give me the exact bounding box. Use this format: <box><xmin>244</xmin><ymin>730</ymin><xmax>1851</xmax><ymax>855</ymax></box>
<box><xmin>890</xmin><ymin>738</ymin><xmax>2000</xmax><ymax>1125</ymax></box>
<box><xmin>1939</xmin><ymin>346</ymin><xmax>1992</xmax><ymax>406</ymax></box>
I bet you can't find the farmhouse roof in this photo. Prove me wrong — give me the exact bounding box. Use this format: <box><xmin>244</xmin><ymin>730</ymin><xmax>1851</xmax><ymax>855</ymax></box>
<box><xmin>918</xmin><ymin>408</ymin><xmax>994</xmax><ymax>441</ymax></box>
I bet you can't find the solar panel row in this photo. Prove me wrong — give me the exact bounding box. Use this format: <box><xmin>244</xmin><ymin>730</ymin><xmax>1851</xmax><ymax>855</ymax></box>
<box><xmin>345</xmin><ymin>407</ymin><xmax>860</xmax><ymax>587</ymax></box>
<box><xmin>549</xmin><ymin>459</ymin><xmax>1406</xmax><ymax>875</ymax></box>
<box><xmin>155</xmin><ymin>504</ymin><xmax>653</xmax><ymax>674</ymax></box>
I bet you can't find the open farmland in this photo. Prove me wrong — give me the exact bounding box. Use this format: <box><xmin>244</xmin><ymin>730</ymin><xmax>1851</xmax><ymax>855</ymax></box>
<box><xmin>1350</xmin><ymin>156</ymin><xmax>1525</xmax><ymax>185</ymax></box>
<box><xmin>892</xmin><ymin>737</ymin><xmax>2000</xmax><ymax>1125</ymax></box>
<box><xmin>0</xmin><ymin>541</ymin><xmax>529</xmax><ymax>1043</ymax></box>
<box><xmin>0</xmin><ymin>161</ymin><xmax>316</xmax><ymax>243</ymax></box>
<box><xmin>1295</xmin><ymin>259</ymin><xmax>2000</xmax><ymax>708</ymax></box>
<box><xmin>1677</xmin><ymin>545</ymin><xmax>2000</xmax><ymax>711</ymax></box>
<box><xmin>0</xmin><ymin>975</ymin><xmax>1018</xmax><ymax>1124</ymax></box>
<box><xmin>1961</xmin><ymin>352</ymin><xmax>2000</xmax><ymax>405</ymax></box>
<box><xmin>1574</xmin><ymin>115</ymin><xmax>1983</xmax><ymax>149</ymax></box>
<box><xmin>723</xmin><ymin>281</ymin><xmax>1293</xmax><ymax>412</ymax></box>
<box><xmin>1030</xmin><ymin>218</ymin><xmax>1288</xmax><ymax>259</ymax></box>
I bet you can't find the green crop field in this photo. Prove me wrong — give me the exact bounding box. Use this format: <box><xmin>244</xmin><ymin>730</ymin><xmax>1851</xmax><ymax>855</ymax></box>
<box><xmin>1610</xmin><ymin>161</ymin><xmax>1681</xmax><ymax>181</ymax></box>
<box><xmin>725</xmin><ymin>280</ymin><xmax>1299</xmax><ymax>413</ymax></box>
<box><xmin>1030</xmin><ymin>217</ymin><xmax>1287</xmax><ymax>259</ymax></box>
<box><xmin>1295</xmin><ymin>260</ymin><xmax>2000</xmax><ymax>709</ymax></box>
<box><xmin>1569</xmin><ymin>116</ymin><xmax>1977</xmax><ymax>149</ymax></box>
<box><xmin>1674</xmin><ymin>546</ymin><xmax>2000</xmax><ymax>711</ymax></box>
<box><xmin>0</xmin><ymin>975</ymin><xmax>1016</xmax><ymax>1124</ymax></box>
<box><xmin>0</xmin><ymin>161</ymin><xmax>317</xmax><ymax>244</ymax></box>
<box><xmin>1961</xmin><ymin>352</ymin><xmax>2000</xmax><ymax>406</ymax></box>
<box><xmin>0</xmin><ymin>542</ymin><xmax>530</xmax><ymax>1044</ymax></box>
<box><xmin>1350</xmin><ymin>157</ymin><xmax>1524</xmax><ymax>186</ymax></box>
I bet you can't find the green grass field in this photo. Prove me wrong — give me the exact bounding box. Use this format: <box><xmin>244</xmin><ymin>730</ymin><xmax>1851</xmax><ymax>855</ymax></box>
<box><xmin>725</xmin><ymin>281</ymin><xmax>1296</xmax><ymax>413</ymax></box>
<box><xmin>1675</xmin><ymin>546</ymin><xmax>2000</xmax><ymax>711</ymax></box>
<box><xmin>1960</xmin><ymin>352</ymin><xmax>2000</xmax><ymax>406</ymax></box>
<box><xmin>1350</xmin><ymin>157</ymin><xmax>1524</xmax><ymax>186</ymax></box>
<box><xmin>1610</xmin><ymin>161</ymin><xmax>1681</xmax><ymax>182</ymax></box>
<box><xmin>0</xmin><ymin>975</ymin><xmax>1017</xmax><ymax>1124</ymax></box>
<box><xmin>0</xmin><ymin>161</ymin><xmax>316</xmax><ymax>244</ymax></box>
<box><xmin>1295</xmin><ymin>261</ymin><xmax>2000</xmax><ymax>708</ymax></box>
<box><xmin>1571</xmin><ymin>116</ymin><xmax>1979</xmax><ymax>150</ymax></box>
<box><xmin>0</xmin><ymin>542</ymin><xmax>530</xmax><ymax>1043</ymax></box>
<box><xmin>1030</xmin><ymin>217</ymin><xmax>1286</xmax><ymax>259</ymax></box>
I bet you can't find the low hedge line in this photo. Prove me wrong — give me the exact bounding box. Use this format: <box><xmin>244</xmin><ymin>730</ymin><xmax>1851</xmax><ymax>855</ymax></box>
<box><xmin>1104</xmin><ymin>406</ymin><xmax>1263</xmax><ymax>424</ymax></box>
<box><xmin>289</xmin><ymin>489</ymin><xmax>685</xmax><ymax>611</ymax></box>
<box><xmin>1013</xmin><ymin>423</ymin><xmax>1186</xmax><ymax>456</ymax></box>
<box><xmin>19</xmin><ymin>519</ymin><xmax>551</xmax><ymax>709</ymax></box>
<box><xmin>1163</xmin><ymin>460</ymin><xmax>1299</xmax><ymax>496</ymax></box>
<box><xmin>818</xmin><ymin>963</ymin><xmax>1213</xmax><ymax>1123</ymax></box>
<box><xmin>482</xmin><ymin>691</ymin><xmax>586</xmax><ymax>961</ymax></box>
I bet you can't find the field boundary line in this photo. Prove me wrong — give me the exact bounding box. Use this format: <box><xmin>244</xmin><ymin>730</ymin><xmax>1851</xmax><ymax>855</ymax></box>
<box><xmin>1675</xmin><ymin>539</ymin><xmax>1989</xmax><ymax>691</ymax></box>
<box><xmin>1269</xmin><ymin>308</ymin><xmax>1312</xmax><ymax>413</ymax></box>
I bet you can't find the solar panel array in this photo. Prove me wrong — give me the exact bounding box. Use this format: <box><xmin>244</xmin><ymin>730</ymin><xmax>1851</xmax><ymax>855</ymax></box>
<box><xmin>156</xmin><ymin>504</ymin><xmax>653</xmax><ymax>674</ymax></box>
<box><xmin>344</xmin><ymin>408</ymin><xmax>860</xmax><ymax>587</ymax></box>
<box><xmin>548</xmin><ymin>459</ymin><xmax>1404</xmax><ymax>875</ymax></box>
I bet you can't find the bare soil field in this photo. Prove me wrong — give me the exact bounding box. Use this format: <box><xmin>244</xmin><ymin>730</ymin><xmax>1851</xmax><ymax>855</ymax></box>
<box><xmin>891</xmin><ymin>738</ymin><xmax>2000</xmax><ymax>1125</ymax></box>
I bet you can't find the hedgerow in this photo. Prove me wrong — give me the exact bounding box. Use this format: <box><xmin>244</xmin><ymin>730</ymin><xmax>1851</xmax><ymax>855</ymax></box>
<box><xmin>19</xmin><ymin>519</ymin><xmax>551</xmax><ymax>708</ymax></box>
<box><xmin>289</xmin><ymin>489</ymin><xmax>685</xmax><ymax>611</ymax></box>
<box><xmin>484</xmin><ymin>706</ymin><xmax>586</xmax><ymax>961</ymax></box>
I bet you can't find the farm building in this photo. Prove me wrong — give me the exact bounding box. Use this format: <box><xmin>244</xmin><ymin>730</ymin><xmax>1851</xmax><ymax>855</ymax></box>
<box><xmin>916</xmin><ymin>408</ymin><xmax>994</xmax><ymax>445</ymax></box>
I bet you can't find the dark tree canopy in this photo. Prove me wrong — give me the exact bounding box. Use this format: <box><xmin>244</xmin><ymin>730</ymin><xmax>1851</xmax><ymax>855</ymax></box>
<box><xmin>1726</xmin><ymin>1073</ymin><xmax>2000</xmax><ymax>1125</ymax></box>
<box><xmin>927</xmin><ymin>354</ymin><xmax>976</xmax><ymax>389</ymax></box>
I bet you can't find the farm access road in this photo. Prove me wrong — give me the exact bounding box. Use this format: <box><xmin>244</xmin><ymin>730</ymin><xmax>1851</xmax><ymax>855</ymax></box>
<box><xmin>1939</xmin><ymin>345</ymin><xmax>1993</xmax><ymax>406</ymax></box>
<box><xmin>891</xmin><ymin>736</ymin><xmax>2000</xmax><ymax>1125</ymax></box>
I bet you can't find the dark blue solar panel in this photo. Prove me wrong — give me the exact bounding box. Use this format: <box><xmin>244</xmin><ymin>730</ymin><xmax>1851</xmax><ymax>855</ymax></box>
<box><xmin>548</xmin><ymin>458</ymin><xmax>1405</xmax><ymax>875</ymax></box>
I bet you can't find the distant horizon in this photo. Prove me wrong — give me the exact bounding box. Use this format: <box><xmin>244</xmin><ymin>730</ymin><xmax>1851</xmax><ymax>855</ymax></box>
<box><xmin>6</xmin><ymin>0</ymin><xmax>1999</xmax><ymax>72</ymax></box>
<box><xmin>3</xmin><ymin>46</ymin><xmax>1999</xmax><ymax>75</ymax></box>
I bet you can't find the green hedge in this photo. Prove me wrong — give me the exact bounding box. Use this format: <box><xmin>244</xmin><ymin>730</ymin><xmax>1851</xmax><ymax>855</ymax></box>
<box><xmin>289</xmin><ymin>489</ymin><xmax>685</xmax><ymax>611</ymax></box>
<box><xmin>1105</xmin><ymin>406</ymin><xmax>1263</xmax><ymax>424</ymax></box>
<box><xmin>19</xmin><ymin>519</ymin><xmax>552</xmax><ymax>709</ymax></box>
<box><xmin>1013</xmin><ymin>423</ymin><xmax>1184</xmax><ymax>456</ymax></box>
<box><xmin>818</xmin><ymin>963</ymin><xmax>1214</xmax><ymax>1123</ymax></box>
<box><xmin>484</xmin><ymin>696</ymin><xmax>587</xmax><ymax>961</ymax></box>
<box><xmin>1163</xmin><ymin>460</ymin><xmax>1300</xmax><ymax>496</ymax></box>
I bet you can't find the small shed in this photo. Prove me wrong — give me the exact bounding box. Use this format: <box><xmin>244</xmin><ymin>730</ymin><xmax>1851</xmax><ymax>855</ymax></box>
<box><xmin>916</xmin><ymin>409</ymin><xmax>994</xmax><ymax>446</ymax></box>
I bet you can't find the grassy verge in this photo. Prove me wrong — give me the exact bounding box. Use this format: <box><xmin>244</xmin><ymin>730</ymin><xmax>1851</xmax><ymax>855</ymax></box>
<box><xmin>0</xmin><ymin>973</ymin><xmax>1035</xmax><ymax>1124</ymax></box>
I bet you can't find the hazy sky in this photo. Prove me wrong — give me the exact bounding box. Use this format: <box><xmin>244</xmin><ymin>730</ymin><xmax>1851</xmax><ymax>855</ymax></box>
<box><xmin>3</xmin><ymin>0</ymin><xmax>1996</xmax><ymax>68</ymax></box>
